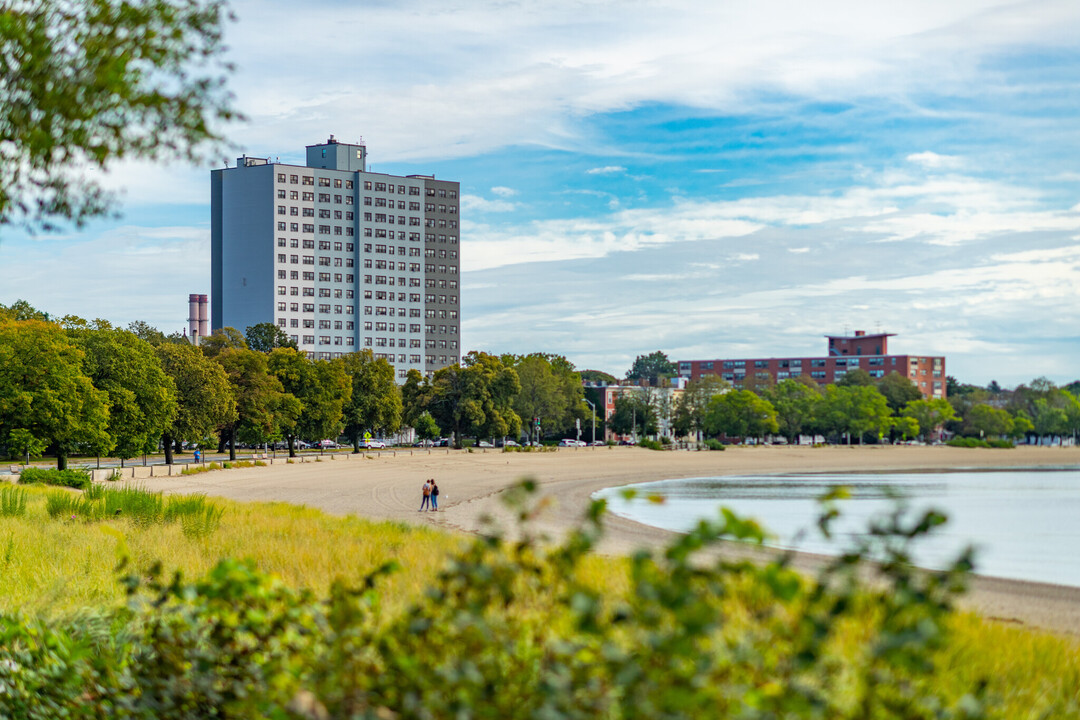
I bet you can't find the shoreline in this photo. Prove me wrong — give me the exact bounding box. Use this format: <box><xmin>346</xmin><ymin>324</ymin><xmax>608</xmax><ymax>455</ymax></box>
<box><xmin>122</xmin><ymin>444</ymin><xmax>1080</xmax><ymax>635</ymax></box>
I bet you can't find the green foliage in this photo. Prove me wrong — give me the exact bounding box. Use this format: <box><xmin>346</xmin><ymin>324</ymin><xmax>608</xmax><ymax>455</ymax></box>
<box><xmin>703</xmin><ymin>438</ymin><xmax>726</xmax><ymax>451</ymax></box>
<box><xmin>823</xmin><ymin>384</ymin><xmax>894</xmax><ymax>444</ymax></box>
<box><xmin>0</xmin><ymin>483</ymin><xmax>1005</xmax><ymax>719</ymax></box>
<box><xmin>215</xmin><ymin>348</ymin><xmax>295</xmax><ymax>454</ymax></box>
<box><xmin>426</xmin><ymin>352</ymin><xmax>521</xmax><ymax>448</ymax></box>
<box><xmin>0</xmin><ymin>0</ymin><xmax>237</xmax><ymax>231</ymax></box>
<box><xmin>767</xmin><ymin>377</ymin><xmax>822</xmax><ymax>442</ymax></box>
<box><xmin>609</xmin><ymin>390</ymin><xmax>659</xmax><ymax>437</ymax></box>
<box><xmin>42</xmin><ymin>484</ymin><xmax>223</xmax><ymax>533</ymax></box>
<box><xmin>0</xmin><ymin>486</ymin><xmax>28</xmax><ymax>517</ymax></box>
<box><xmin>673</xmin><ymin>375</ymin><xmax>730</xmax><ymax>439</ymax></box>
<box><xmin>903</xmin><ymin>398</ymin><xmax>959</xmax><ymax>442</ymax></box>
<box><xmin>64</xmin><ymin>319</ymin><xmax>179</xmax><ymax>461</ymax></box>
<box><xmin>5</xmin><ymin>428</ymin><xmax>46</xmax><ymax>461</ymax></box>
<box><xmin>0</xmin><ymin>318</ymin><xmax>111</xmax><ymax>469</ymax></box>
<box><xmin>413</xmin><ymin>411</ymin><xmax>441</xmax><ymax>442</ymax></box>
<box><xmin>503</xmin><ymin>352</ymin><xmax>585</xmax><ymax>442</ymax></box>
<box><xmin>625</xmin><ymin>350</ymin><xmax>677</xmax><ymax>380</ymax></box>
<box><xmin>877</xmin><ymin>371</ymin><xmax>924</xmax><ymax>413</ymax></box>
<box><xmin>341</xmin><ymin>349</ymin><xmax>402</xmax><ymax>451</ymax></box>
<box><xmin>199</xmin><ymin>327</ymin><xmax>248</xmax><ymax>358</ymax></box>
<box><xmin>836</xmin><ymin>367</ymin><xmax>874</xmax><ymax>387</ymax></box>
<box><xmin>704</xmin><ymin>388</ymin><xmax>779</xmax><ymax>440</ymax></box>
<box><xmin>637</xmin><ymin>437</ymin><xmax>664</xmax><ymax>450</ymax></box>
<box><xmin>156</xmin><ymin>341</ymin><xmax>237</xmax><ymax>462</ymax></box>
<box><xmin>579</xmin><ymin>368</ymin><xmax>618</xmax><ymax>384</ymax></box>
<box><xmin>946</xmin><ymin>437</ymin><xmax>1015</xmax><ymax>449</ymax></box>
<box><xmin>269</xmin><ymin>347</ymin><xmax>351</xmax><ymax>455</ymax></box>
<box><xmin>17</xmin><ymin>467</ymin><xmax>91</xmax><ymax>489</ymax></box>
<box><xmin>245</xmin><ymin>322</ymin><xmax>298</xmax><ymax>353</ymax></box>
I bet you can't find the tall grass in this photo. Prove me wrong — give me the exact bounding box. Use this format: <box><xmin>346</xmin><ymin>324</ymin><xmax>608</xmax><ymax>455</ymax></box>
<box><xmin>0</xmin><ymin>487</ymin><xmax>28</xmax><ymax>517</ymax></box>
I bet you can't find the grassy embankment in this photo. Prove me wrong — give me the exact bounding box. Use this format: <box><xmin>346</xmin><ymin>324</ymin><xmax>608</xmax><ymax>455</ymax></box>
<box><xmin>0</xmin><ymin>484</ymin><xmax>1078</xmax><ymax>716</ymax></box>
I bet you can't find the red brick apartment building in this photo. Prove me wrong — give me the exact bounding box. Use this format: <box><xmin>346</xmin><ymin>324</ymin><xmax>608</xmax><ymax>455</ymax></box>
<box><xmin>678</xmin><ymin>331</ymin><xmax>946</xmax><ymax>399</ymax></box>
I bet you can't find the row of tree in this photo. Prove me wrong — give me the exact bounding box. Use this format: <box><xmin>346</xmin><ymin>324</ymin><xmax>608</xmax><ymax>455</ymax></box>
<box><xmin>4</xmin><ymin>301</ymin><xmax>1077</xmax><ymax>466</ymax></box>
<box><xmin>0</xmin><ymin>302</ymin><xmax>593</xmax><ymax>464</ymax></box>
<box><xmin>604</xmin><ymin>368</ymin><xmax>1080</xmax><ymax>445</ymax></box>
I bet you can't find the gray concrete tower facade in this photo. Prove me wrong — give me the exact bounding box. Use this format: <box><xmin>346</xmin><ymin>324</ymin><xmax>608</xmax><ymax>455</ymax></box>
<box><xmin>210</xmin><ymin>137</ymin><xmax>461</xmax><ymax>380</ymax></box>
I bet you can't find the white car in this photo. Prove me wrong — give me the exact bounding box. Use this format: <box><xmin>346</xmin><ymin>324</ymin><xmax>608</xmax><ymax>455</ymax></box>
<box><xmin>359</xmin><ymin>439</ymin><xmax>386</xmax><ymax>449</ymax></box>
<box><xmin>558</xmin><ymin>439</ymin><xmax>586</xmax><ymax>447</ymax></box>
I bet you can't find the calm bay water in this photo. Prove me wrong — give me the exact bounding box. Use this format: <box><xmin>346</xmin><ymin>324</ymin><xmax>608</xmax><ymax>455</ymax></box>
<box><xmin>595</xmin><ymin>468</ymin><xmax>1080</xmax><ymax>588</ymax></box>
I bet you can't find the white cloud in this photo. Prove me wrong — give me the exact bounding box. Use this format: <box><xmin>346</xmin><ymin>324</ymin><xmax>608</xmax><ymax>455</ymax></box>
<box><xmin>461</xmin><ymin>195</ymin><xmax>518</xmax><ymax>213</ymax></box>
<box><xmin>491</xmin><ymin>186</ymin><xmax>518</xmax><ymax>197</ymax></box>
<box><xmin>906</xmin><ymin>151</ymin><xmax>962</xmax><ymax>169</ymax></box>
<box><xmin>586</xmin><ymin>165</ymin><xmax>627</xmax><ymax>175</ymax></box>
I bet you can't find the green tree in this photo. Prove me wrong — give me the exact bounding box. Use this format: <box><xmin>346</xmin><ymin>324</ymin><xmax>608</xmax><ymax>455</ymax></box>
<box><xmin>579</xmin><ymin>369</ymin><xmax>618</xmax><ymax>385</ymax></box>
<box><xmin>608</xmin><ymin>392</ymin><xmax>657</xmax><ymax>439</ymax></box>
<box><xmin>428</xmin><ymin>352</ymin><xmax>520</xmax><ymax>448</ymax></box>
<box><xmin>200</xmin><ymin>327</ymin><xmax>248</xmax><ymax>358</ymax></box>
<box><xmin>672</xmin><ymin>376</ymin><xmax>730</xmax><ymax>441</ymax></box>
<box><xmin>892</xmin><ymin>415</ymin><xmax>919</xmax><ymax>441</ymax></box>
<box><xmin>0</xmin><ymin>299</ymin><xmax>49</xmax><ymax>321</ymax></box>
<box><xmin>269</xmin><ymin>348</ymin><xmax>351</xmax><ymax>456</ymax></box>
<box><xmin>625</xmin><ymin>351</ymin><xmax>677</xmax><ymax>382</ymax></box>
<box><xmin>215</xmin><ymin>348</ymin><xmax>297</xmax><ymax>461</ymax></box>
<box><xmin>965</xmin><ymin>404</ymin><xmax>1013</xmax><ymax>439</ymax></box>
<box><xmin>65</xmin><ymin>319</ymin><xmax>178</xmax><ymax>464</ymax></box>
<box><xmin>341</xmin><ymin>350</ymin><xmax>401</xmax><ymax>452</ymax></box>
<box><xmin>5</xmin><ymin>428</ymin><xmax>46</xmax><ymax>464</ymax></box>
<box><xmin>823</xmin><ymin>385</ymin><xmax>893</xmax><ymax>445</ymax></box>
<box><xmin>401</xmin><ymin>368</ymin><xmax>429</xmax><ymax>427</ymax></box>
<box><xmin>902</xmin><ymin>398</ymin><xmax>958</xmax><ymax>443</ymax></box>
<box><xmin>836</xmin><ymin>368</ymin><xmax>874</xmax><ymax>387</ymax></box>
<box><xmin>156</xmin><ymin>342</ymin><xmax>236</xmax><ymax>464</ymax></box>
<box><xmin>0</xmin><ymin>319</ymin><xmax>110</xmax><ymax>469</ymax></box>
<box><xmin>413</xmin><ymin>412</ymin><xmax>441</xmax><ymax>443</ymax></box>
<box><xmin>876</xmin><ymin>372</ymin><xmax>923</xmax><ymax>413</ymax></box>
<box><xmin>0</xmin><ymin>0</ymin><xmax>237</xmax><ymax>230</ymax></box>
<box><xmin>767</xmin><ymin>378</ymin><xmax>822</xmax><ymax>444</ymax></box>
<box><xmin>703</xmin><ymin>390</ymin><xmax>778</xmax><ymax>442</ymax></box>
<box><xmin>504</xmin><ymin>353</ymin><xmax>585</xmax><ymax>443</ymax></box>
<box><xmin>246</xmin><ymin>323</ymin><xmax>298</xmax><ymax>353</ymax></box>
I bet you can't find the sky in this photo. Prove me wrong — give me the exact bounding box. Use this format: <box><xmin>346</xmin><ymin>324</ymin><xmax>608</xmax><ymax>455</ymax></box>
<box><xmin>2</xmin><ymin>0</ymin><xmax>1080</xmax><ymax>387</ymax></box>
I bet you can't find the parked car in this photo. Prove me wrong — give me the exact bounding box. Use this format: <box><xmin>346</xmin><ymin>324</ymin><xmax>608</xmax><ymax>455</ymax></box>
<box><xmin>499</xmin><ymin>440</ymin><xmax>520</xmax><ymax>447</ymax></box>
<box><xmin>589</xmin><ymin>440</ymin><xmax>606</xmax><ymax>446</ymax></box>
<box><xmin>433</xmin><ymin>438</ymin><xmax>450</xmax><ymax>447</ymax></box>
<box><xmin>358</xmin><ymin>439</ymin><xmax>386</xmax><ymax>449</ymax></box>
<box><xmin>477</xmin><ymin>441</ymin><xmax>494</xmax><ymax>448</ymax></box>
<box><xmin>558</xmin><ymin>439</ymin><xmax>586</xmax><ymax>447</ymax></box>
<box><xmin>317</xmin><ymin>439</ymin><xmax>340</xmax><ymax>449</ymax></box>
<box><xmin>294</xmin><ymin>440</ymin><xmax>311</xmax><ymax>450</ymax></box>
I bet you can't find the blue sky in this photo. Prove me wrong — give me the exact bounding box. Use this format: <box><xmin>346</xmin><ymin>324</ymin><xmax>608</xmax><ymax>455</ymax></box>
<box><xmin>2</xmin><ymin>0</ymin><xmax>1080</xmax><ymax>386</ymax></box>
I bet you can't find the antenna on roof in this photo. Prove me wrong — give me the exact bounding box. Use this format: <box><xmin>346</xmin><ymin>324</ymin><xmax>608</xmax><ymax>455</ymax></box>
<box><xmin>843</xmin><ymin>323</ymin><xmax>850</xmax><ymax>337</ymax></box>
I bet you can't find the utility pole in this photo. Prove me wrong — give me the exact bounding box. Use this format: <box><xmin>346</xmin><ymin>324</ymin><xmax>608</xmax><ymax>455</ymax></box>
<box><xmin>584</xmin><ymin>398</ymin><xmax>596</xmax><ymax>445</ymax></box>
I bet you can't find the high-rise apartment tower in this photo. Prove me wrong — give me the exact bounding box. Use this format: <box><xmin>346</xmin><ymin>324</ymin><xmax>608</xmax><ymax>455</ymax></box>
<box><xmin>211</xmin><ymin>136</ymin><xmax>461</xmax><ymax>380</ymax></box>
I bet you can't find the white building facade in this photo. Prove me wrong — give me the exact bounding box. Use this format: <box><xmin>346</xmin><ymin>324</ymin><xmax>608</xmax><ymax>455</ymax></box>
<box><xmin>211</xmin><ymin>137</ymin><xmax>461</xmax><ymax>380</ymax></box>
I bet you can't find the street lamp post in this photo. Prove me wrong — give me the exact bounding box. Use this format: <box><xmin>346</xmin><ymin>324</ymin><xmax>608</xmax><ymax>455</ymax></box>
<box><xmin>584</xmin><ymin>399</ymin><xmax>596</xmax><ymax>445</ymax></box>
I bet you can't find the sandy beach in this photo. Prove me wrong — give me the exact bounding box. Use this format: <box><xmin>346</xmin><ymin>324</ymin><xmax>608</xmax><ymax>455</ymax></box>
<box><xmin>131</xmin><ymin>444</ymin><xmax>1080</xmax><ymax>635</ymax></box>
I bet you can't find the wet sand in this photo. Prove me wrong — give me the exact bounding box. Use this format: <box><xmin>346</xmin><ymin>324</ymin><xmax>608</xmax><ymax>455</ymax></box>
<box><xmin>131</xmin><ymin>444</ymin><xmax>1080</xmax><ymax>635</ymax></box>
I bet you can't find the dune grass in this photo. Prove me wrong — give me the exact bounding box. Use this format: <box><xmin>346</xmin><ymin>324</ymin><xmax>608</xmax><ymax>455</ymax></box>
<box><xmin>0</xmin><ymin>485</ymin><xmax>461</xmax><ymax>617</ymax></box>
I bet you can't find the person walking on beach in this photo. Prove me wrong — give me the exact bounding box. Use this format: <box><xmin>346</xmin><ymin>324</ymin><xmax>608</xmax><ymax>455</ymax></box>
<box><xmin>419</xmin><ymin>479</ymin><xmax>432</xmax><ymax>512</ymax></box>
<box><xmin>430</xmin><ymin>479</ymin><xmax>439</xmax><ymax>511</ymax></box>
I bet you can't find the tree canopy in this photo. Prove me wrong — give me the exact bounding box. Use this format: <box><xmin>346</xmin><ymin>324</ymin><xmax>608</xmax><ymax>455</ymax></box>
<box><xmin>247</xmin><ymin>323</ymin><xmax>298</xmax><ymax>353</ymax></box>
<box><xmin>341</xmin><ymin>350</ymin><xmax>402</xmax><ymax>451</ymax></box>
<box><xmin>0</xmin><ymin>0</ymin><xmax>237</xmax><ymax>231</ymax></box>
<box><xmin>156</xmin><ymin>342</ymin><xmax>236</xmax><ymax>463</ymax></box>
<box><xmin>626</xmin><ymin>351</ymin><xmax>677</xmax><ymax>381</ymax></box>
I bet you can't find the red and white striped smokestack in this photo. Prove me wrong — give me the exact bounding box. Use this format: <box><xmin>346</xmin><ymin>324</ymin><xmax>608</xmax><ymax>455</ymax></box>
<box><xmin>198</xmin><ymin>294</ymin><xmax>209</xmax><ymax>338</ymax></box>
<box><xmin>188</xmin><ymin>294</ymin><xmax>200</xmax><ymax>341</ymax></box>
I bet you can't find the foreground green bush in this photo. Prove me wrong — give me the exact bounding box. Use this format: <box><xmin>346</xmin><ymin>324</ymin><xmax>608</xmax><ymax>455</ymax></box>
<box><xmin>0</xmin><ymin>481</ymin><xmax>1031</xmax><ymax>719</ymax></box>
<box><xmin>17</xmin><ymin>467</ymin><xmax>91</xmax><ymax>489</ymax></box>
